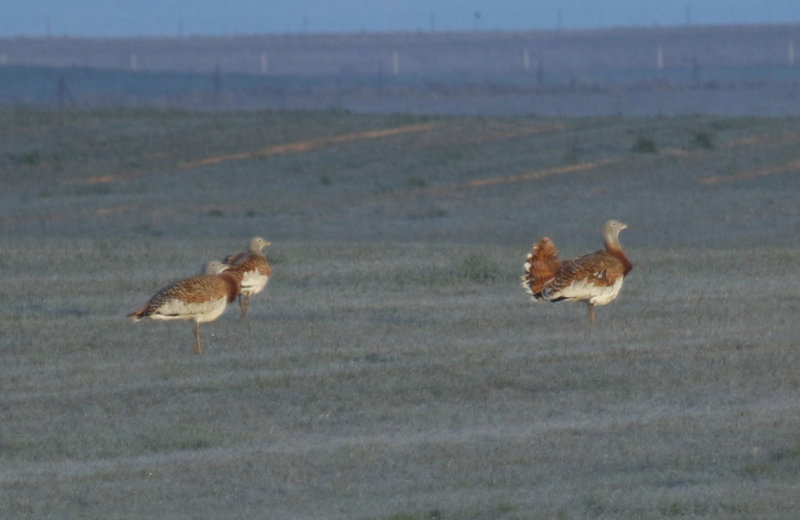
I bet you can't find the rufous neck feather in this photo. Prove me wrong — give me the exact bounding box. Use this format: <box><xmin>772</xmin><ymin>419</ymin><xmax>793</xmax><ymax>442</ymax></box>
<box><xmin>603</xmin><ymin>230</ymin><xmax>622</xmax><ymax>252</ymax></box>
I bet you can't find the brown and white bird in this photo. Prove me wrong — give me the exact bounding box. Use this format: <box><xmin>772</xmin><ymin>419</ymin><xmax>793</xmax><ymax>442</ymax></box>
<box><xmin>128</xmin><ymin>261</ymin><xmax>241</xmax><ymax>353</ymax></box>
<box><xmin>222</xmin><ymin>237</ymin><xmax>272</xmax><ymax>319</ymax></box>
<box><xmin>522</xmin><ymin>220</ymin><xmax>633</xmax><ymax>324</ymax></box>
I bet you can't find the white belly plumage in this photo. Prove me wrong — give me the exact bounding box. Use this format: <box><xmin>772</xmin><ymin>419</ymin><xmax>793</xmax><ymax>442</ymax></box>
<box><xmin>550</xmin><ymin>277</ymin><xmax>624</xmax><ymax>306</ymax></box>
<box><xmin>150</xmin><ymin>296</ymin><xmax>228</xmax><ymax>323</ymax></box>
<box><xmin>240</xmin><ymin>272</ymin><xmax>269</xmax><ymax>296</ymax></box>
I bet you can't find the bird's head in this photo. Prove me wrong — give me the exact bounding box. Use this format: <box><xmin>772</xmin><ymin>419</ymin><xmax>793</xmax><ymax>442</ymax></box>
<box><xmin>249</xmin><ymin>237</ymin><xmax>272</xmax><ymax>254</ymax></box>
<box><xmin>603</xmin><ymin>220</ymin><xmax>628</xmax><ymax>246</ymax></box>
<box><xmin>203</xmin><ymin>260</ymin><xmax>230</xmax><ymax>275</ymax></box>
<box><xmin>605</xmin><ymin>220</ymin><xmax>627</xmax><ymax>234</ymax></box>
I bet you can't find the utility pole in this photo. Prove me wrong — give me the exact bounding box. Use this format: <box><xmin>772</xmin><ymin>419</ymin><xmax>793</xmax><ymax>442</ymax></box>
<box><xmin>55</xmin><ymin>75</ymin><xmax>74</xmax><ymax>108</ymax></box>
<box><xmin>212</xmin><ymin>65</ymin><xmax>222</xmax><ymax>106</ymax></box>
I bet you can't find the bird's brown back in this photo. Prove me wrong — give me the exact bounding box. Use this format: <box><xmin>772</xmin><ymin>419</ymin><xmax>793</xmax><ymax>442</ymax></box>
<box><xmin>224</xmin><ymin>254</ymin><xmax>271</xmax><ymax>279</ymax></box>
<box><xmin>548</xmin><ymin>250</ymin><xmax>627</xmax><ymax>294</ymax></box>
<box><xmin>128</xmin><ymin>272</ymin><xmax>240</xmax><ymax>320</ymax></box>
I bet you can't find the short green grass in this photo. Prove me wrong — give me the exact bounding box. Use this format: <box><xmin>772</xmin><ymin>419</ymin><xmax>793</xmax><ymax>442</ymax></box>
<box><xmin>1</xmin><ymin>108</ymin><xmax>799</xmax><ymax>519</ymax></box>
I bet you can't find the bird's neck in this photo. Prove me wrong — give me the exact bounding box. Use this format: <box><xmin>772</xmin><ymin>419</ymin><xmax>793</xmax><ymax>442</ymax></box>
<box><xmin>603</xmin><ymin>233</ymin><xmax>621</xmax><ymax>252</ymax></box>
<box><xmin>605</xmin><ymin>234</ymin><xmax>632</xmax><ymax>275</ymax></box>
<box><xmin>219</xmin><ymin>272</ymin><xmax>242</xmax><ymax>302</ymax></box>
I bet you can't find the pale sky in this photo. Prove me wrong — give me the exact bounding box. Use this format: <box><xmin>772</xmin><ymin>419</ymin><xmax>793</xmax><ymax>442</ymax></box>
<box><xmin>2</xmin><ymin>1</ymin><xmax>798</xmax><ymax>37</ymax></box>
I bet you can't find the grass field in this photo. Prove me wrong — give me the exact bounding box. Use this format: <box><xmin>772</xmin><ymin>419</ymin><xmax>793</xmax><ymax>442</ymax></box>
<box><xmin>1</xmin><ymin>107</ymin><xmax>799</xmax><ymax>519</ymax></box>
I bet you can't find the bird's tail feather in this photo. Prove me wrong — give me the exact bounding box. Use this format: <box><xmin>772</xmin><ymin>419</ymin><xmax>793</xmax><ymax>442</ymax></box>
<box><xmin>127</xmin><ymin>305</ymin><xmax>148</xmax><ymax>321</ymax></box>
<box><xmin>521</xmin><ymin>237</ymin><xmax>561</xmax><ymax>299</ymax></box>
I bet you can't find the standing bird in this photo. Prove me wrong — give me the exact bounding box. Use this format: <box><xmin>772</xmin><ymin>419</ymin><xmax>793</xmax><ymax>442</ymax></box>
<box><xmin>222</xmin><ymin>237</ymin><xmax>272</xmax><ymax>319</ymax></box>
<box><xmin>128</xmin><ymin>261</ymin><xmax>241</xmax><ymax>353</ymax></box>
<box><xmin>522</xmin><ymin>220</ymin><xmax>632</xmax><ymax>324</ymax></box>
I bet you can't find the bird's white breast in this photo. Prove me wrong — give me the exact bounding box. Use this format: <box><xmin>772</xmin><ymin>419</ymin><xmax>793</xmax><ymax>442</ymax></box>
<box><xmin>240</xmin><ymin>271</ymin><xmax>269</xmax><ymax>296</ymax></box>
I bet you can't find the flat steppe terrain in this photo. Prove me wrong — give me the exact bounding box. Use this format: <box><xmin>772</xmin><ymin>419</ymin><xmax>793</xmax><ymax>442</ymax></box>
<box><xmin>1</xmin><ymin>108</ymin><xmax>799</xmax><ymax>519</ymax></box>
<box><xmin>4</xmin><ymin>24</ymin><xmax>800</xmax><ymax>115</ymax></box>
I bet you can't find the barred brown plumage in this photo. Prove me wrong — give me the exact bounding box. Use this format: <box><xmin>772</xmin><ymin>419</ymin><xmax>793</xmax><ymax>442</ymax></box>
<box><xmin>222</xmin><ymin>237</ymin><xmax>272</xmax><ymax>319</ymax></box>
<box><xmin>127</xmin><ymin>261</ymin><xmax>241</xmax><ymax>354</ymax></box>
<box><xmin>522</xmin><ymin>220</ymin><xmax>632</xmax><ymax>324</ymax></box>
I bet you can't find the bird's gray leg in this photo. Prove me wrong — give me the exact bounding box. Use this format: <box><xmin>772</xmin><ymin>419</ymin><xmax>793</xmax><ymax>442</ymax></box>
<box><xmin>240</xmin><ymin>294</ymin><xmax>250</xmax><ymax>320</ymax></box>
<box><xmin>193</xmin><ymin>321</ymin><xmax>202</xmax><ymax>354</ymax></box>
<box><xmin>588</xmin><ymin>303</ymin><xmax>595</xmax><ymax>325</ymax></box>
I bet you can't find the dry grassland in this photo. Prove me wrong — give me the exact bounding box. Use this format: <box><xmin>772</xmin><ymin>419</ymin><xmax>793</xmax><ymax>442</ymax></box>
<box><xmin>1</xmin><ymin>108</ymin><xmax>799</xmax><ymax>519</ymax></box>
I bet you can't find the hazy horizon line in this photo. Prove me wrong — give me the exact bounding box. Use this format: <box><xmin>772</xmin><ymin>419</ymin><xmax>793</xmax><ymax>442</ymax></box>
<box><xmin>2</xmin><ymin>20</ymin><xmax>799</xmax><ymax>41</ymax></box>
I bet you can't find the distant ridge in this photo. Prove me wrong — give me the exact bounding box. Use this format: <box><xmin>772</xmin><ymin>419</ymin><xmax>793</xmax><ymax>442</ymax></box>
<box><xmin>2</xmin><ymin>23</ymin><xmax>800</xmax><ymax>115</ymax></box>
<box><xmin>2</xmin><ymin>23</ymin><xmax>799</xmax><ymax>74</ymax></box>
